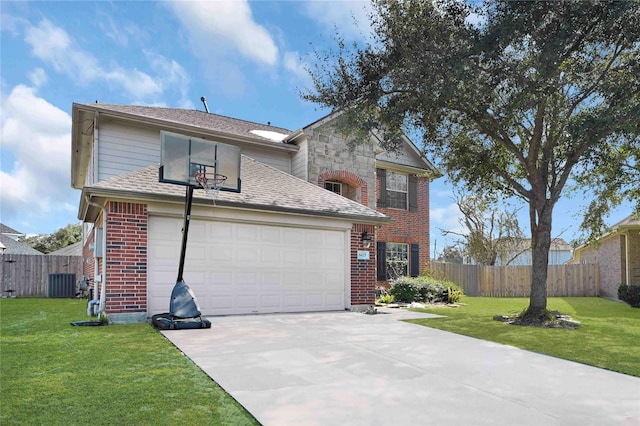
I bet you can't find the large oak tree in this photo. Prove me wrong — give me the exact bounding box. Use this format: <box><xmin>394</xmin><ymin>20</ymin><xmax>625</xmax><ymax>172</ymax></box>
<box><xmin>305</xmin><ymin>0</ymin><xmax>640</xmax><ymax>319</ymax></box>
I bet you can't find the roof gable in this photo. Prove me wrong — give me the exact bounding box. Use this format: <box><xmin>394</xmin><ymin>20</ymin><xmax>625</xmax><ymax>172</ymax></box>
<box><xmin>302</xmin><ymin>110</ymin><xmax>440</xmax><ymax>175</ymax></box>
<box><xmin>1</xmin><ymin>223</ymin><xmax>23</xmax><ymax>236</ymax></box>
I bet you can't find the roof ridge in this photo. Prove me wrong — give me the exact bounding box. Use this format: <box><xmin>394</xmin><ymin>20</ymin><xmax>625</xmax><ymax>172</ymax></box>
<box><xmin>78</xmin><ymin>103</ymin><xmax>293</xmax><ymax>133</ymax></box>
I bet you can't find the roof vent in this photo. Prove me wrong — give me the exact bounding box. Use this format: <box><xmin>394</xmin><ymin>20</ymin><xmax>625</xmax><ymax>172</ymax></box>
<box><xmin>200</xmin><ymin>96</ymin><xmax>209</xmax><ymax>113</ymax></box>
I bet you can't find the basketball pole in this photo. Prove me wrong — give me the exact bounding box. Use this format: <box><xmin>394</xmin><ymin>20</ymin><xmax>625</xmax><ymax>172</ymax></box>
<box><xmin>177</xmin><ymin>185</ymin><xmax>195</xmax><ymax>283</ymax></box>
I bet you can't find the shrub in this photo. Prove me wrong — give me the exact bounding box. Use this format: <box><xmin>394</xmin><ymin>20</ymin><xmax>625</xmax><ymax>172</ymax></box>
<box><xmin>447</xmin><ymin>287</ymin><xmax>462</xmax><ymax>303</ymax></box>
<box><xmin>618</xmin><ymin>283</ymin><xmax>629</xmax><ymax>301</ymax></box>
<box><xmin>389</xmin><ymin>276</ymin><xmax>464</xmax><ymax>303</ymax></box>
<box><xmin>619</xmin><ymin>283</ymin><xmax>640</xmax><ymax>308</ymax></box>
<box><xmin>376</xmin><ymin>294</ymin><xmax>395</xmax><ymax>304</ymax></box>
<box><xmin>389</xmin><ymin>277</ymin><xmax>420</xmax><ymax>302</ymax></box>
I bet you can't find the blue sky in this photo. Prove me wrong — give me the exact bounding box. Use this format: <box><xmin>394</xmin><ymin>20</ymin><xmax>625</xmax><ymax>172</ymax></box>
<box><xmin>0</xmin><ymin>1</ymin><xmax>632</xmax><ymax>256</ymax></box>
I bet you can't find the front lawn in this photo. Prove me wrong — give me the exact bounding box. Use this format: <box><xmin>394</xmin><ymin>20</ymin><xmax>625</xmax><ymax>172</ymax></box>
<box><xmin>409</xmin><ymin>296</ymin><xmax>640</xmax><ymax>377</ymax></box>
<box><xmin>0</xmin><ymin>298</ymin><xmax>258</xmax><ymax>426</ymax></box>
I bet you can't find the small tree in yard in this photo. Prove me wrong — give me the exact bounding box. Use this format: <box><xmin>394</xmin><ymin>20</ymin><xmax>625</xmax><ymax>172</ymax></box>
<box><xmin>443</xmin><ymin>193</ymin><xmax>525</xmax><ymax>266</ymax></box>
<box><xmin>304</xmin><ymin>0</ymin><xmax>640</xmax><ymax>322</ymax></box>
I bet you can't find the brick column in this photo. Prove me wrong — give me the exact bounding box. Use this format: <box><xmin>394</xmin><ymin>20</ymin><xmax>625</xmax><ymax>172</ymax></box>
<box><xmin>350</xmin><ymin>223</ymin><xmax>377</xmax><ymax>307</ymax></box>
<box><xmin>105</xmin><ymin>202</ymin><xmax>148</xmax><ymax>316</ymax></box>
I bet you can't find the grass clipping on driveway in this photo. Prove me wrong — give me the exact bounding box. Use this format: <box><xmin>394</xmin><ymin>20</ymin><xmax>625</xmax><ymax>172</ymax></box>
<box><xmin>408</xmin><ymin>296</ymin><xmax>640</xmax><ymax>377</ymax></box>
<box><xmin>0</xmin><ymin>298</ymin><xmax>258</xmax><ymax>426</ymax></box>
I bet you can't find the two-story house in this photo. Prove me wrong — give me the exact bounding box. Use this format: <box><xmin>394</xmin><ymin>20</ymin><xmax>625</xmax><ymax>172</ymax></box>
<box><xmin>71</xmin><ymin>103</ymin><xmax>439</xmax><ymax>323</ymax></box>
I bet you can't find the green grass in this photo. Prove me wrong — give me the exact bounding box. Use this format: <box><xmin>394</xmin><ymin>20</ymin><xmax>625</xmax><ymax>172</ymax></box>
<box><xmin>409</xmin><ymin>296</ymin><xmax>640</xmax><ymax>377</ymax></box>
<box><xmin>0</xmin><ymin>298</ymin><xmax>258</xmax><ymax>426</ymax></box>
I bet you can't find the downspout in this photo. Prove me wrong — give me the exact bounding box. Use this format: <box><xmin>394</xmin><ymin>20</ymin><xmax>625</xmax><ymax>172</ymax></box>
<box><xmin>86</xmin><ymin>196</ymin><xmax>107</xmax><ymax>316</ymax></box>
<box><xmin>624</xmin><ymin>232</ymin><xmax>630</xmax><ymax>286</ymax></box>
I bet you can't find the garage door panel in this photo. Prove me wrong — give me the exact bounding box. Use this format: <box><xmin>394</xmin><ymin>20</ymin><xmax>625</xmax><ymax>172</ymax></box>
<box><xmin>148</xmin><ymin>216</ymin><xmax>347</xmax><ymax>315</ymax></box>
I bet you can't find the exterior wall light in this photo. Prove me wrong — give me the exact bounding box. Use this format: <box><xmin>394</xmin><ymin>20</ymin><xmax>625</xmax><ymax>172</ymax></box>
<box><xmin>361</xmin><ymin>231</ymin><xmax>373</xmax><ymax>249</ymax></box>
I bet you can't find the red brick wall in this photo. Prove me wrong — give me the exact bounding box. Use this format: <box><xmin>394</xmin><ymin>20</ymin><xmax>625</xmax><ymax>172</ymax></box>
<box><xmin>105</xmin><ymin>202</ymin><xmax>148</xmax><ymax>314</ymax></box>
<box><xmin>82</xmin><ymin>227</ymin><xmax>95</xmax><ymax>280</ymax></box>
<box><xmin>351</xmin><ymin>223</ymin><xmax>376</xmax><ymax>305</ymax></box>
<box><xmin>376</xmin><ymin>174</ymin><xmax>431</xmax><ymax>286</ymax></box>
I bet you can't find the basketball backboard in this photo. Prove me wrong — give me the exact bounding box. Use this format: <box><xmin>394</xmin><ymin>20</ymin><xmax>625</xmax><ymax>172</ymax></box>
<box><xmin>159</xmin><ymin>131</ymin><xmax>241</xmax><ymax>192</ymax></box>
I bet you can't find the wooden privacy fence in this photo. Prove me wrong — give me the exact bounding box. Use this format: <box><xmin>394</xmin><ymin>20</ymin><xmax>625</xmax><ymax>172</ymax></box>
<box><xmin>0</xmin><ymin>254</ymin><xmax>84</xmax><ymax>297</ymax></box>
<box><xmin>430</xmin><ymin>262</ymin><xmax>600</xmax><ymax>297</ymax></box>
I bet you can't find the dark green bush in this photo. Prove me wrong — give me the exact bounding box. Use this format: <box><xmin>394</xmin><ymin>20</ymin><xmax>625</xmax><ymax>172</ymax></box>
<box><xmin>389</xmin><ymin>277</ymin><xmax>420</xmax><ymax>302</ymax></box>
<box><xmin>618</xmin><ymin>283</ymin><xmax>628</xmax><ymax>300</ymax></box>
<box><xmin>390</xmin><ymin>276</ymin><xmax>464</xmax><ymax>303</ymax></box>
<box><xmin>618</xmin><ymin>283</ymin><xmax>640</xmax><ymax>308</ymax></box>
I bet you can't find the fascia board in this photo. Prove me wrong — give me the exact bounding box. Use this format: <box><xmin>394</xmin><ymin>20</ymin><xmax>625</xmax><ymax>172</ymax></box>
<box><xmin>80</xmin><ymin>187</ymin><xmax>392</xmax><ymax>225</ymax></box>
<box><xmin>375</xmin><ymin>159</ymin><xmax>440</xmax><ymax>178</ymax></box>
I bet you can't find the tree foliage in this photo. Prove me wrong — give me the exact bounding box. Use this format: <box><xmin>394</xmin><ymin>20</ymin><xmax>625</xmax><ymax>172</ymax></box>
<box><xmin>443</xmin><ymin>194</ymin><xmax>525</xmax><ymax>266</ymax></box>
<box><xmin>20</xmin><ymin>223</ymin><xmax>82</xmax><ymax>254</ymax></box>
<box><xmin>304</xmin><ymin>0</ymin><xmax>640</xmax><ymax>318</ymax></box>
<box><xmin>436</xmin><ymin>245</ymin><xmax>464</xmax><ymax>264</ymax></box>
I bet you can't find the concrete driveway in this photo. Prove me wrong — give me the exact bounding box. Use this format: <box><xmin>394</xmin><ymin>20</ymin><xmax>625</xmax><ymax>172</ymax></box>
<box><xmin>162</xmin><ymin>310</ymin><xmax>640</xmax><ymax>426</ymax></box>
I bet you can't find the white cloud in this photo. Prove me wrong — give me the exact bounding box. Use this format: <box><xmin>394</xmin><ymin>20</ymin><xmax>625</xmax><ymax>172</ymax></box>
<box><xmin>22</xmin><ymin>19</ymin><xmax>167</xmax><ymax>101</ymax></box>
<box><xmin>28</xmin><ymin>68</ymin><xmax>47</xmax><ymax>88</ymax></box>
<box><xmin>430</xmin><ymin>202</ymin><xmax>465</xmax><ymax>235</ymax></box>
<box><xmin>301</xmin><ymin>0</ymin><xmax>375</xmax><ymax>41</ymax></box>
<box><xmin>283</xmin><ymin>50</ymin><xmax>312</xmax><ymax>88</ymax></box>
<box><xmin>167</xmin><ymin>0</ymin><xmax>278</xmax><ymax>66</ymax></box>
<box><xmin>145</xmin><ymin>51</ymin><xmax>192</xmax><ymax>106</ymax></box>
<box><xmin>0</xmin><ymin>85</ymin><xmax>77</xmax><ymax>226</ymax></box>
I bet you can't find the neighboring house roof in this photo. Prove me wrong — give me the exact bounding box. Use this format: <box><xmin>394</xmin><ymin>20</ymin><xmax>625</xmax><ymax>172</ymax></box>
<box><xmin>0</xmin><ymin>234</ymin><xmax>43</xmax><ymax>255</ymax></box>
<box><xmin>79</xmin><ymin>155</ymin><xmax>391</xmax><ymax>225</ymax></box>
<box><xmin>509</xmin><ymin>238</ymin><xmax>573</xmax><ymax>252</ymax></box>
<box><xmin>49</xmin><ymin>241</ymin><xmax>82</xmax><ymax>256</ymax></box>
<box><xmin>610</xmin><ymin>214</ymin><xmax>640</xmax><ymax>230</ymax></box>
<box><xmin>0</xmin><ymin>223</ymin><xmax>24</xmax><ymax>240</ymax></box>
<box><xmin>572</xmin><ymin>213</ymin><xmax>640</xmax><ymax>258</ymax></box>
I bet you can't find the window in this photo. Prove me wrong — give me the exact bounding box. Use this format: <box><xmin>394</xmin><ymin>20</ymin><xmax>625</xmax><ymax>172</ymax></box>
<box><xmin>386</xmin><ymin>243</ymin><xmax>408</xmax><ymax>279</ymax></box>
<box><xmin>324</xmin><ymin>181</ymin><xmax>342</xmax><ymax>195</ymax></box>
<box><xmin>386</xmin><ymin>172</ymin><xmax>407</xmax><ymax>209</ymax></box>
<box><xmin>377</xmin><ymin>168</ymin><xmax>418</xmax><ymax>211</ymax></box>
<box><xmin>377</xmin><ymin>242</ymin><xmax>420</xmax><ymax>281</ymax></box>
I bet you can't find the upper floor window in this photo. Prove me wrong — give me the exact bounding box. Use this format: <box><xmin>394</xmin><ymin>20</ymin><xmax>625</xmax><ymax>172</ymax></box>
<box><xmin>324</xmin><ymin>181</ymin><xmax>342</xmax><ymax>196</ymax></box>
<box><xmin>386</xmin><ymin>172</ymin><xmax>407</xmax><ymax>210</ymax></box>
<box><xmin>377</xmin><ymin>168</ymin><xmax>418</xmax><ymax>212</ymax></box>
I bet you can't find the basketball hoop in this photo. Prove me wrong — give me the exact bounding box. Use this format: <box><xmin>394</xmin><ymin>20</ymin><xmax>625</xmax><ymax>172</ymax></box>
<box><xmin>193</xmin><ymin>171</ymin><xmax>227</xmax><ymax>204</ymax></box>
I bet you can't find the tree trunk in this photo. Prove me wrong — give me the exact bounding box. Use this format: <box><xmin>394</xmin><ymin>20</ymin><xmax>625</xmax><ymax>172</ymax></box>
<box><xmin>525</xmin><ymin>201</ymin><xmax>553</xmax><ymax>319</ymax></box>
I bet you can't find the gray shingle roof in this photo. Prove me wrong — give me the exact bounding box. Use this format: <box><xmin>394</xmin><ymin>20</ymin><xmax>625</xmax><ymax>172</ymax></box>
<box><xmin>49</xmin><ymin>241</ymin><xmax>82</xmax><ymax>256</ymax></box>
<box><xmin>85</xmin><ymin>155</ymin><xmax>389</xmax><ymax>224</ymax></box>
<box><xmin>0</xmin><ymin>235</ymin><xmax>43</xmax><ymax>255</ymax></box>
<box><xmin>76</xmin><ymin>103</ymin><xmax>293</xmax><ymax>143</ymax></box>
<box><xmin>1</xmin><ymin>223</ymin><xmax>22</xmax><ymax>236</ymax></box>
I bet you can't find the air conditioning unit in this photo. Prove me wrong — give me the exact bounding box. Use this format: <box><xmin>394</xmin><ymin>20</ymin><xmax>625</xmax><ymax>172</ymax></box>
<box><xmin>47</xmin><ymin>273</ymin><xmax>77</xmax><ymax>298</ymax></box>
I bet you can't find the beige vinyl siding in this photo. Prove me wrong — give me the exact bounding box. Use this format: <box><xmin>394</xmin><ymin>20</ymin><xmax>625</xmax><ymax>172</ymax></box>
<box><xmin>376</xmin><ymin>141</ymin><xmax>425</xmax><ymax>169</ymax></box>
<box><xmin>241</xmin><ymin>147</ymin><xmax>291</xmax><ymax>173</ymax></box>
<box><xmin>291</xmin><ymin>139</ymin><xmax>308</xmax><ymax>181</ymax></box>
<box><xmin>97</xmin><ymin>123</ymin><xmax>160</xmax><ymax>182</ymax></box>
<box><xmin>96</xmin><ymin>121</ymin><xmax>292</xmax><ymax>181</ymax></box>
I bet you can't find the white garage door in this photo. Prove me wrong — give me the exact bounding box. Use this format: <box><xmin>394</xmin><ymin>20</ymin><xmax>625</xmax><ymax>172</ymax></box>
<box><xmin>148</xmin><ymin>216</ymin><xmax>348</xmax><ymax>316</ymax></box>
